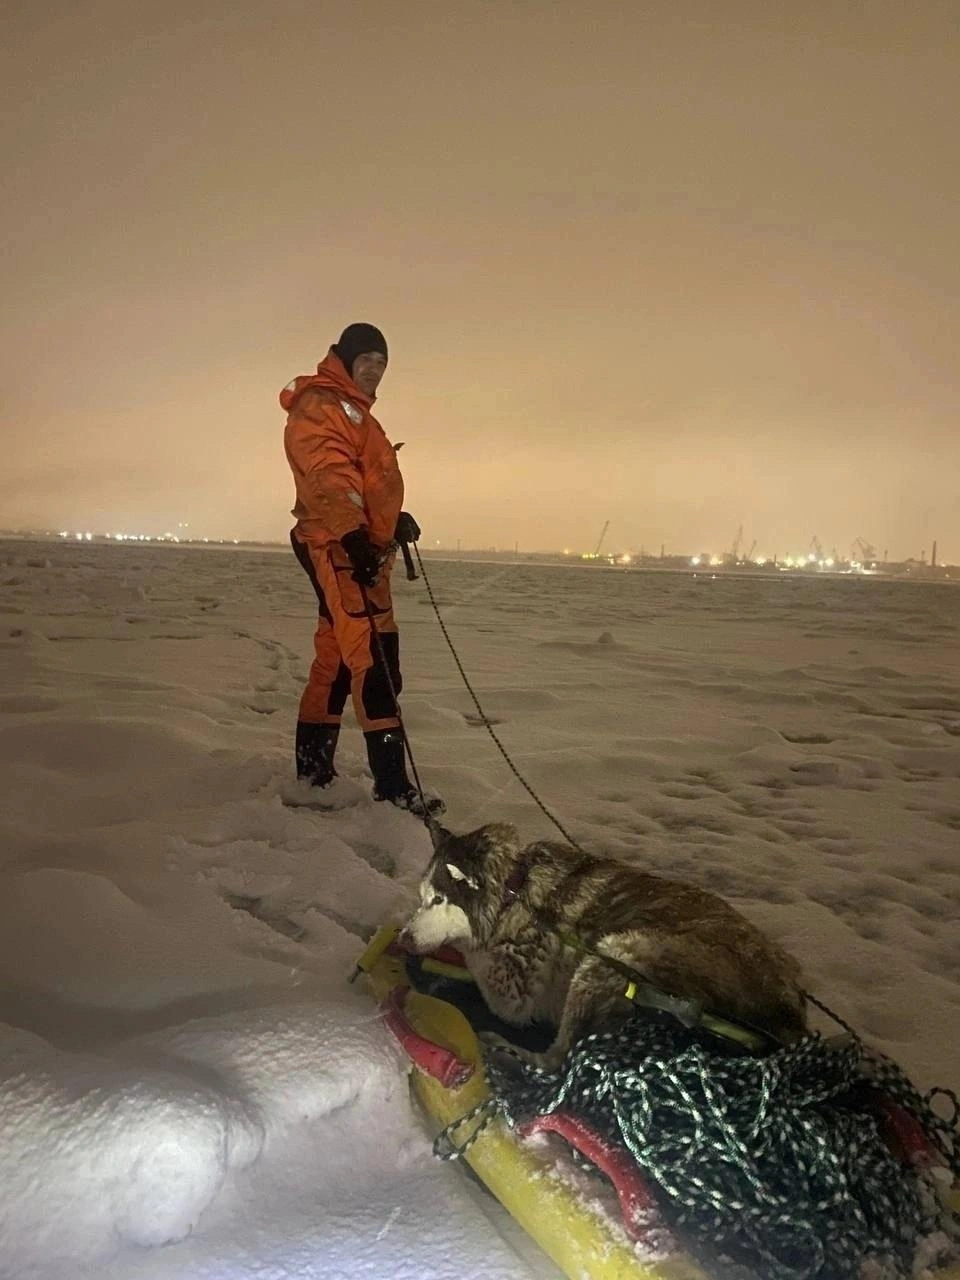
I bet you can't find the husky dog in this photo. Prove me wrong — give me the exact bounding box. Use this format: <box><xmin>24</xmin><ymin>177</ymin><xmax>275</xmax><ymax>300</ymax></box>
<box><xmin>400</xmin><ymin>823</ymin><xmax>806</xmax><ymax>1069</ymax></box>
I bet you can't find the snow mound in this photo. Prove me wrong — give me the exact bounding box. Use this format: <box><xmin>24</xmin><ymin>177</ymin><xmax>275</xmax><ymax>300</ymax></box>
<box><xmin>0</xmin><ymin>990</ymin><xmax>409</xmax><ymax>1277</ymax></box>
<box><xmin>0</xmin><ymin>1022</ymin><xmax>262</xmax><ymax>1271</ymax></box>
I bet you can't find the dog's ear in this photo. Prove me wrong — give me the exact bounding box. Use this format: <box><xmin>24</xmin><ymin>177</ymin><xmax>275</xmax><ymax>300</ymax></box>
<box><xmin>477</xmin><ymin>822</ymin><xmax>521</xmax><ymax>854</ymax></box>
<box><xmin>445</xmin><ymin>863</ymin><xmax>479</xmax><ymax>890</ymax></box>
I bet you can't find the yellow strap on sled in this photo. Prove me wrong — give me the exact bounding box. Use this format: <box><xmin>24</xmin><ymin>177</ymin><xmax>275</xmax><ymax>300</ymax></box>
<box><xmin>619</xmin><ymin>972</ymin><xmax>772</xmax><ymax>1054</ymax></box>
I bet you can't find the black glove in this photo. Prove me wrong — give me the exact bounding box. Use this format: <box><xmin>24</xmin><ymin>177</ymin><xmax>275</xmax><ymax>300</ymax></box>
<box><xmin>340</xmin><ymin>527</ymin><xmax>381</xmax><ymax>587</ymax></box>
<box><xmin>394</xmin><ymin>511</ymin><xmax>421</xmax><ymax>544</ymax></box>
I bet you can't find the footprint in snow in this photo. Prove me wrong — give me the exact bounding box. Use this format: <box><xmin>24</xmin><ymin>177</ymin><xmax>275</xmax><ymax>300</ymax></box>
<box><xmin>223</xmin><ymin>892</ymin><xmax>373</xmax><ymax>944</ymax></box>
<box><xmin>352</xmin><ymin>843</ymin><xmax>398</xmax><ymax>877</ymax></box>
<box><xmin>222</xmin><ymin>891</ymin><xmax>307</xmax><ymax>942</ymax></box>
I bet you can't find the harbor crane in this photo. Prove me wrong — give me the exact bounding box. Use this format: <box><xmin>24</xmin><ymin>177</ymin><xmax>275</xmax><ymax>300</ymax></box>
<box><xmin>852</xmin><ymin>536</ymin><xmax>877</xmax><ymax>563</ymax></box>
<box><xmin>730</xmin><ymin>524</ymin><xmax>744</xmax><ymax>562</ymax></box>
<box><xmin>593</xmin><ymin>520</ymin><xmax>610</xmax><ymax>558</ymax></box>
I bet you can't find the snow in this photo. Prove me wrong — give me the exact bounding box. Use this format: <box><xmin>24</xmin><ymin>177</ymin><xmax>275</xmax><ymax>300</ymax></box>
<box><xmin>0</xmin><ymin>538</ymin><xmax>958</xmax><ymax>1279</ymax></box>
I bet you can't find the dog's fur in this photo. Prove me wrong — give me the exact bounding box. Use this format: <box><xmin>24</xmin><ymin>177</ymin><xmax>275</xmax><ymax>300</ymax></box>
<box><xmin>400</xmin><ymin>823</ymin><xmax>806</xmax><ymax>1069</ymax></box>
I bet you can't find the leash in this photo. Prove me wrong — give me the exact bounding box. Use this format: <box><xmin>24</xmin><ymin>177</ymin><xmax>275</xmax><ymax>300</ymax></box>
<box><xmin>358</xmin><ymin>573</ymin><xmax>436</xmax><ymax>832</ymax></box>
<box><xmin>411</xmin><ymin>543</ymin><xmax>586</xmax><ymax>852</ymax></box>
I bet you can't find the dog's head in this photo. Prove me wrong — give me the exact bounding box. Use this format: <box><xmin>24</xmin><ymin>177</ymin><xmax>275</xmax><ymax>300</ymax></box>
<box><xmin>399</xmin><ymin>823</ymin><xmax>521</xmax><ymax>953</ymax></box>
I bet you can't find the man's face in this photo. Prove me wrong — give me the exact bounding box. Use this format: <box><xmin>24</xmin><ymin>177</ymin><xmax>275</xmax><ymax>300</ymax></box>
<box><xmin>351</xmin><ymin>352</ymin><xmax>387</xmax><ymax>397</ymax></box>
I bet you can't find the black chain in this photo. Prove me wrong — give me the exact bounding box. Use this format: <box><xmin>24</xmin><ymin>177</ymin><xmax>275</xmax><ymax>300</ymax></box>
<box><xmin>412</xmin><ymin>546</ymin><xmax>585</xmax><ymax>852</ymax></box>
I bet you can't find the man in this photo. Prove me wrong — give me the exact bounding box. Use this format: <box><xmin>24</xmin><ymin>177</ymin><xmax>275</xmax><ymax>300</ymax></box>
<box><xmin>281</xmin><ymin>322</ymin><xmax>443</xmax><ymax>816</ymax></box>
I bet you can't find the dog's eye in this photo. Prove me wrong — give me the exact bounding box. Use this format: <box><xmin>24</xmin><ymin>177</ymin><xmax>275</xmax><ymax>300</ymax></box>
<box><xmin>431</xmin><ymin>894</ymin><xmax>444</xmax><ymax>906</ymax></box>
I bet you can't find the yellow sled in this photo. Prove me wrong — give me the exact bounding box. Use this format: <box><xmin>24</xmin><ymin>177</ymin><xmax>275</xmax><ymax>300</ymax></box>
<box><xmin>358</xmin><ymin>923</ymin><xmax>702</xmax><ymax>1280</ymax></box>
<box><xmin>357</xmin><ymin>924</ymin><xmax>960</xmax><ymax>1280</ymax></box>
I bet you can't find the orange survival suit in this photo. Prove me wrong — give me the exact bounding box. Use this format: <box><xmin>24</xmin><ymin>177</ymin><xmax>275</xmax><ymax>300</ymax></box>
<box><xmin>282</xmin><ymin>348</ymin><xmax>407</xmax><ymax>790</ymax></box>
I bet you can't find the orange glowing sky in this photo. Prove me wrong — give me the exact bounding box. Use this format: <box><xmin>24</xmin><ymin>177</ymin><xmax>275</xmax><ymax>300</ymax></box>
<box><xmin>3</xmin><ymin>2</ymin><xmax>958</xmax><ymax>559</ymax></box>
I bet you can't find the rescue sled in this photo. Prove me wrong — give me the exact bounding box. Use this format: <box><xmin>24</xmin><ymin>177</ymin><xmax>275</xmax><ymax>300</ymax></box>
<box><xmin>357</xmin><ymin>924</ymin><xmax>960</xmax><ymax>1280</ymax></box>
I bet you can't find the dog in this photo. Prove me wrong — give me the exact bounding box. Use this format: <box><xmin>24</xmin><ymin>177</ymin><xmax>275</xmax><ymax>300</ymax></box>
<box><xmin>400</xmin><ymin>823</ymin><xmax>807</xmax><ymax>1069</ymax></box>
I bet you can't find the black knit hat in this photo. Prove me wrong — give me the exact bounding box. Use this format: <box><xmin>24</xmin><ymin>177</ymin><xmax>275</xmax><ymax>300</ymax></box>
<box><xmin>334</xmin><ymin>323</ymin><xmax>388</xmax><ymax>377</ymax></box>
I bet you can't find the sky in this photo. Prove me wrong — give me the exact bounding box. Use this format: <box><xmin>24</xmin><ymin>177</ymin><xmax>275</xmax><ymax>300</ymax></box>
<box><xmin>2</xmin><ymin>0</ymin><xmax>958</xmax><ymax>560</ymax></box>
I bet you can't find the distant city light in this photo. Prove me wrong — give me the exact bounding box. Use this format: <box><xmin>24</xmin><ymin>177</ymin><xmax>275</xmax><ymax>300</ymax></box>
<box><xmin>52</xmin><ymin>528</ymin><xmax>217</xmax><ymax>545</ymax></box>
<box><xmin>29</xmin><ymin>528</ymin><xmax>949</xmax><ymax>576</ymax></box>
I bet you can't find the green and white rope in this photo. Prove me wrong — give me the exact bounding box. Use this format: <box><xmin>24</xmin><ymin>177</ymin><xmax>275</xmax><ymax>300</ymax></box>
<box><xmin>433</xmin><ymin>1012</ymin><xmax>959</xmax><ymax>1280</ymax></box>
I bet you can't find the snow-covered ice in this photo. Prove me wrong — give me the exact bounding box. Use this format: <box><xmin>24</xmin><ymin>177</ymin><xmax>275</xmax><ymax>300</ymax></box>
<box><xmin>1</xmin><ymin>538</ymin><xmax>958</xmax><ymax>1279</ymax></box>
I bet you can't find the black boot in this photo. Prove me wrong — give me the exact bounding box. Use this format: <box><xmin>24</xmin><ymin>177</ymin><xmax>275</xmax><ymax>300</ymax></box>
<box><xmin>295</xmin><ymin>722</ymin><xmax>340</xmax><ymax>788</ymax></box>
<box><xmin>365</xmin><ymin>729</ymin><xmax>445</xmax><ymax>817</ymax></box>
